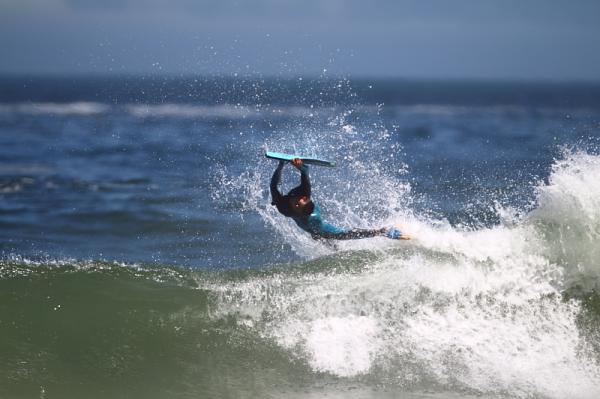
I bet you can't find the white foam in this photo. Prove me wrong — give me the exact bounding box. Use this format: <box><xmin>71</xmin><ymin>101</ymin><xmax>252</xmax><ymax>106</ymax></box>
<box><xmin>304</xmin><ymin>316</ymin><xmax>381</xmax><ymax>376</ymax></box>
<box><xmin>527</xmin><ymin>150</ymin><xmax>600</xmax><ymax>291</ymax></box>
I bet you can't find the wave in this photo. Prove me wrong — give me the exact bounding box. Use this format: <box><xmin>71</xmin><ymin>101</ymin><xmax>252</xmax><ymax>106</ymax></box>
<box><xmin>0</xmin><ymin>101</ymin><xmax>330</xmax><ymax>119</ymax></box>
<box><xmin>126</xmin><ymin>103</ymin><xmax>321</xmax><ymax>119</ymax></box>
<box><xmin>1</xmin><ymin>101</ymin><xmax>591</xmax><ymax>121</ymax></box>
<box><xmin>208</xmin><ymin>149</ymin><xmax>600</xmax><ymax>398</ymax></box>
<box><xmin>0</xmin><ymin>102</ymin><xmax>110</xmax><ymax>116</ymax></box>
<box><xmin>1</xmin><ymin>227</ymin><xmax>599</xmax><ymax>398</ymax></box>
<box><xmin>527</xmin><ymin>150</ymin><xmax>600</xmax><ymax>292</ymax></box>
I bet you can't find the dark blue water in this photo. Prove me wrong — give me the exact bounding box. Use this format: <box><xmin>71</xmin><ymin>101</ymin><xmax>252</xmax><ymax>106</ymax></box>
<box><xmin>2</xmin><ymin>76</ymin><xmax>600</xmax><ymax>399</ymax></box>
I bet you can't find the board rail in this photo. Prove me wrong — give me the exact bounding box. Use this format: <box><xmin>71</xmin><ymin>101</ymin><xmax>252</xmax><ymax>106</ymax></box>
<box><xmin>265</xmin><ymin>151</ymin><xmax>336</xmax><ymax>167</ymax></box>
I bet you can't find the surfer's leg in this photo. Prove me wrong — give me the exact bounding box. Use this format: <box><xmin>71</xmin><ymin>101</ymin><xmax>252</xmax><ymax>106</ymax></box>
<box><xmin>314</xmin><ymin>228</ymin><xmax>386</xmax><ymax>240</ymax></box>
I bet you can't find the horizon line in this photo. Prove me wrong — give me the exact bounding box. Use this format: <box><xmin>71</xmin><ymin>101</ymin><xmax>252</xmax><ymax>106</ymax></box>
<box><xmin>1</xmin><ymin>72</ymin><xmax>599</xmax><ymax>86</ymax></box>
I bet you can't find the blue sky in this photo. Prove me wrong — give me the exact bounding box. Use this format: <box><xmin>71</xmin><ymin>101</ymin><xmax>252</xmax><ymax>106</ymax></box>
<box><xmin>1</xmin><ymin>0</ymin><xmax>599</xmax><ymax>80</ymax></box>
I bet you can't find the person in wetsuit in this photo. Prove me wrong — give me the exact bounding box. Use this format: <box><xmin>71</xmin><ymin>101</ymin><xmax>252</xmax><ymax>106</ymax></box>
<box><xmin>270</xmin><ymin>158</ymin><xmax>410</xmax><ymax>240</ymax></box>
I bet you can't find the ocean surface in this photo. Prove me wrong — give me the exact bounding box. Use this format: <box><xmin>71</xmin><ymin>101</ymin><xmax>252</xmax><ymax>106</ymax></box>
<box><xmin>1</xmin><ymin>76</ymin><xmax>600</xmax><ymax>398</ymax></box>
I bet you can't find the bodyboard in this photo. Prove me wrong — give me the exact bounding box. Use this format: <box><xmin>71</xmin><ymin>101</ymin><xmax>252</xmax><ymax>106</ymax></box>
<box><xmin>265</xmin><ymin>151</ymin><xmax>336</xmax><ymax>167</ymax></box>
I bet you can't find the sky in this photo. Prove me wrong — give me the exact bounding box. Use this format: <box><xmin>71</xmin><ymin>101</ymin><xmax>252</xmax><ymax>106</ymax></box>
<box><xmin>1</xmin><ymin>0</ymin><xmax>599</xmax><ymax>80</ymax></box>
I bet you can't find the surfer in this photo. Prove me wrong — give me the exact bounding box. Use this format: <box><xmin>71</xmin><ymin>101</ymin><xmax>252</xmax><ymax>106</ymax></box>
<box><xmin>270</xmin><ymin>158</ymin><xmax>410</xmax><ymax>240</ymax></box>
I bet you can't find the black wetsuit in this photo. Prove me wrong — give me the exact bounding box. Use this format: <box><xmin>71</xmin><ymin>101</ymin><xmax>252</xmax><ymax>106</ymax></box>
<box><xmin>270</xmin><ymin>162</ymin><xmax>386</xmax><ymax>240</ymax></box>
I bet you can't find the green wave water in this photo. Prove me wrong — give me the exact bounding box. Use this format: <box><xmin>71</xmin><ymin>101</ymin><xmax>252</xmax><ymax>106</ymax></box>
<box><xmin>1</xmin><ymin>244</ymin><xmax>599</xmax><ymax>399</ymax></box>
<box><xmin>0</xmin><ymin>260</ymin><xmax>311</xmax><ymax>399</ymax></box>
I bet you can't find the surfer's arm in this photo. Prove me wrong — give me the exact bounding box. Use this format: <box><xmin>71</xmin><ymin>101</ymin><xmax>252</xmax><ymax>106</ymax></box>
<box><xmin>270</xmin><ymin>161</ymin><xmax>285</xmax><ymax>204</ymax></box>
<box><xmin>292</xmin><ymin>158</ymin><xmax>311</xmax><ymax>198</ymax></box>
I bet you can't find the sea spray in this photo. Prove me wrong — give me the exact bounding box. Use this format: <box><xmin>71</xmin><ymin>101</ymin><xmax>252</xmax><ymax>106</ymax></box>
<box><xmin>211</xmin><ymin>106</ymin><xmax>412</xmax><ymax>257</ymax></box>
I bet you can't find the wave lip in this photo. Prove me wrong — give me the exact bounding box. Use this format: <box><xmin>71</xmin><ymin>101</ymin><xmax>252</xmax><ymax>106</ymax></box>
<box><xmin>528</xmin><ymin>150</ymin><xmax>600</xmax><ymax>292</ymax></box>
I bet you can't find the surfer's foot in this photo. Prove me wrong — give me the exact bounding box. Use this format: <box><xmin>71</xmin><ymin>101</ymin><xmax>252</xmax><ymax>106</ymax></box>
<box><xmin>385</xmin><ymin>226</ymin><xmax>411</xmax><ymax>240</ymax></box>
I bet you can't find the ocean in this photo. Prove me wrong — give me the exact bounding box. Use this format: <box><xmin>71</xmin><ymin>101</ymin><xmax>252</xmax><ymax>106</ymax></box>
<box><xmin>1</xmin><ymin>76</ymin><xmax>600</xmax><ymax>398</ymax></box>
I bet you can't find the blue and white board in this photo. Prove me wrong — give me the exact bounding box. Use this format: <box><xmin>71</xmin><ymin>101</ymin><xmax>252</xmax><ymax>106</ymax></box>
<box><xmin>265</xmin><ymin>151</ymin><xmax>336</xmax><ymax>167</ymax></box>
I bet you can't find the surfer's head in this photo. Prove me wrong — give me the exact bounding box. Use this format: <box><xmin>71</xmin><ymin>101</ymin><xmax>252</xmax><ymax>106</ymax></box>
<box><xmin>275</xmin><ymin>195</ymin><xmax>313</xmax><ymax>217</ymax></box>
<box><xmin>291</xmin><ymin>195</ymin><xmax>313</xmax><ymax>216</ymax></box>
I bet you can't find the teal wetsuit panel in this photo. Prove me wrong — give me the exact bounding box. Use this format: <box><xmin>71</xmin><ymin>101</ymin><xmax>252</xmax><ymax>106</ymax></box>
<box><xmin>292</xmin><ymin>203</ymin><xmax>346</xmax><ymax>237</ymax></box>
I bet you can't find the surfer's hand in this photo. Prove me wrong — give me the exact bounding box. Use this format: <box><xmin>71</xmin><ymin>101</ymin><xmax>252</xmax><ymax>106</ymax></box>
<box><xmin>292</xmin><ymin>158</ymin><xmax>303</xmax><ymax>169</ymax></box>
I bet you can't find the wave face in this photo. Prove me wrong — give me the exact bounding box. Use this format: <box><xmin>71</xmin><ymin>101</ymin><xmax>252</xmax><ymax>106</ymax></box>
<box><xmin>3</xmin><ymin>151</ymin><xmax>600</xmax><ymax>399</ymax></box>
